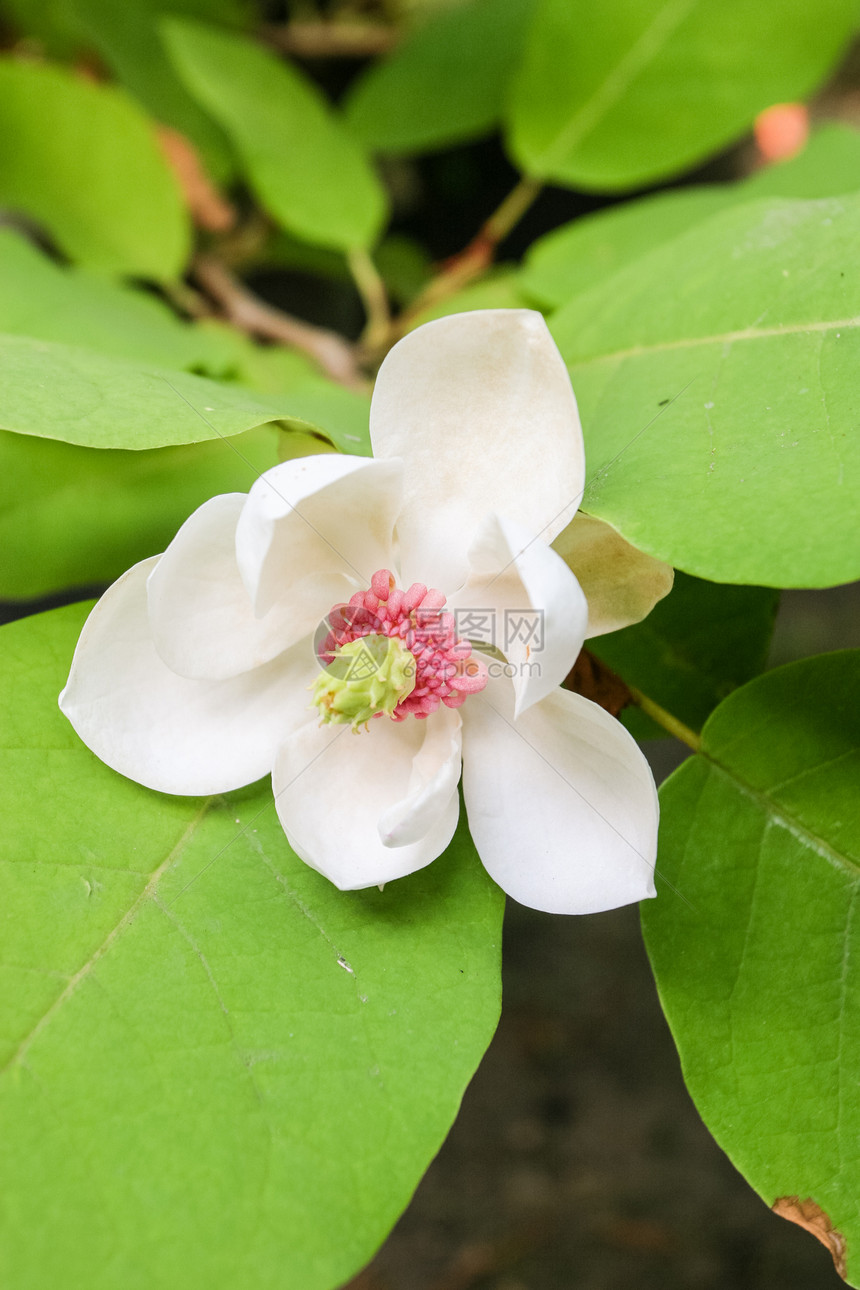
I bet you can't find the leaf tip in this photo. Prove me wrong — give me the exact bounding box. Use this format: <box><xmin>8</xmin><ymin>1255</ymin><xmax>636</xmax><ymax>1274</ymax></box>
<box><xmin>772</xmin><ymin>1195</ymin><xmax>847</xmax><ymax>1280</ymax></box>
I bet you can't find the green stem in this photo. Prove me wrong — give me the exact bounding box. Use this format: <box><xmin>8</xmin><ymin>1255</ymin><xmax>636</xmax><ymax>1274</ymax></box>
<box><xmin>481</xmin><ymin>176</ymin><xmax>543</xmax><ymax>245</ymax></box>
<box><xmin>628</xmin><ymin>687</ymin><xmax>702</xmax><ymax>752</ymax></box>
<box><xmin>347</xmin><ymin>247</ymin><xmax>391</xmax><ymax>351</ymax></box>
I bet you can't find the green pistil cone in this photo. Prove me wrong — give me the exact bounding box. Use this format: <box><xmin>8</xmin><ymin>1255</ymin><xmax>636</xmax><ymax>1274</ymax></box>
<box><xmin>312</xmin><ymin>635</ymin><xmax>416</xmax><ymax>729</ymax></box>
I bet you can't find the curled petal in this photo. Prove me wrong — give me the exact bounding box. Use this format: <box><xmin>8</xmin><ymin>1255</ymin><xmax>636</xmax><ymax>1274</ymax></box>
<box><xmin>235</xmin><ymin>454</ymin><xmax>403</xmax><ymax>619</ymax></box>
<box><xmin>147</xmin><ymin>494</ymin><xmax>304</xmax><ymax>680</ymax></box>
<box><xmin>553</xmin><ymin>514</ymin><xmax>674</xmax><ymax>638</ymax></box>
<box><xmin>370</xmin><ymin>310</ymin><xmax>585</xmax><ymax>590</ymax></box>
<box><xmin>449</xmin><ymin>513</ymin><xmax>588</xmax><ymax>716</ymax></box>
<box><xmin>462</xmin><ymin>681</ymin><xmax>658</xmax><ymax>914</ymax></box>
<box><xmin>272</xmin><ymin>707</ymin><xmax>462</xmax><ymax>889</ymax></box>
<box><xmin>60</xmin><ymin>557</ymin><xmax>319</xmax><ymax>795</ymax></box>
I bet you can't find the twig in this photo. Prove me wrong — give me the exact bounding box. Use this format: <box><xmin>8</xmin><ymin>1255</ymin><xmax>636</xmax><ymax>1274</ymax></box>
<box><xmin>191</xmin><ymin>253</ymin><xmax>366</xmax><ymax>391</ymax></box>
<box><xmin>386</xmin><ymin>177</ymin><xmax>544</xmax><ymax>347</ymax></box>
<box><xmin>161</xmin><ymin>278</ymin><xmax>214</xmax><ymax>321</ymax></box>
<box><xmin>209</xmin><ymin>211</ymin><xmax>273</xmax><ymax>271</ymax></box>
<box><xmin>264</xmin><ymin>21</ymin><xmax>399</xmax><ymax>59</ymax></box>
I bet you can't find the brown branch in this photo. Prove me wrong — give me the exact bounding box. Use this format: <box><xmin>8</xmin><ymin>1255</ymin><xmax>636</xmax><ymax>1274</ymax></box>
<box><xmin>191</xmin><ymin>254</ymin><xmax>366</xmax><ymax>391</ymax></box>
<box><xmin>264</xmin><ymin>21</ymin><xmax>399</xmax><ymax>60</ymax></box>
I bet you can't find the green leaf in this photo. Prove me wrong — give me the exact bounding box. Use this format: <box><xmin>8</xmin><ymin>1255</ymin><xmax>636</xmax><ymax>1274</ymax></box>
<box><xmin>0</xmin><ymin>229</ymin><xmax>237</xmax><ymax>372</ymax></box>
<box><xmin>343</xmin><ymin>0</ymin><xmax>535</xmax><ymax>155</ymax></box>
<box><xmin>0</xmin><ymin>603</ymin><xmax>503</xmax><ymax>1290</ymax></box>
<box><xmin>523</xmin><ymin>188</ymin><xmax>726</xmax><ymax>310</ymax></box>
<box><xmin>0</xmin><ymin>332</ymin><xmax>371</xmax><ymax>453</ymax></box>
<box><xmin>591</xmin><ymin>572</ymin><xmax>779</xmax><ymax>739</ymax></box>
<box><xmin>507</xmin><ymin>0</ymin><xmax>858</xmax><ymax>190</ymax></box>
<box><xmin>163</xmin><ymin>18</ymin><xmax>388</xmax><ymax>251</ymax></box>
<box><xmin>374</xmin><ymin>233</ymin><xmax>433</xmax><ymax>305</ymax></box>
<box><xmin>553</xmin><ymin>195</ymin><xmax>860</xmax><ymax>587</ymax></box>
<box><xmin>2</xmin><ymin>0</ymin><xmax>248</xmax><ymax>52</ymax></box>
<box><xmin>0</xmin><ymin>0</ymin><xmax>87</xmax><ymax>57</ymax></box>
<box><xmin>642</xmin><ymin>651</ymin><xmax>860</xmax><ymax>1286</ymax></box>
<box><xmin>149</xmin><ymin>0</ymin><xmax>249</xmax><ymax>20</ymax></box>
<box><xmin>265</xmin><ymin>376</ymin><xmax>371</xmax><ymax>455</ymax></box>
<box><xmin>0</xmin><ymin>427</ymin><xmax>279</xmax><ymax>600</ymax></box>
<box><xmin>0</xmin><ymin>231</ymin><xmax>372</xmax><ymax>455</ymax></box>
<box><xmin>0</xmin><ymin>58</ymin><xmax>190</xmax><ymax>278</ymax></box>
<box><xmin>744</xmin><ymin>123</ymin><xmax>860</xmax><ymax>201</ymax></box>
<box><xmin>523</xmin><ymin>125</ymin><xmax>860</xmax><ymax>309</ymax></box>
<box><xmin>68</xmin><ymin>0</ymin><xmax>235</xmax><ymax>180</ymax></box>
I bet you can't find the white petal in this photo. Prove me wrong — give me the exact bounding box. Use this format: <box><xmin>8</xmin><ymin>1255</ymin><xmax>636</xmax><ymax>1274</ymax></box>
<box><xmin>370</xmin><ymin>310</ymin><xmax>585</xmax><ymax>590</ymax></box>
<box><xmin>59</xmin><ymin>557</ymin><xmax>319</xmax><ymax>795</ymax></box>
<box><xmin>147</xmin><ymin>493</ymin><xmax>308</xmax><ymax>680</ymax></box>
<box><xmin>553</xmin><ymin>514</ymin><xmax>674</xmax><ymax>638</ymax></box>
<box><xmin>272</xmin><ymin>707</ymin><xmax>462</xmax><ymax>889</ymax></box>
<box><xmin>235</xmin><ymin>455</ymin><xmax>403</xmax><ymax>619</ymax></box>
<box><xmin>462</xmin><ymin>681</ymin><xmax>658</xmax><ymax>914</ymax></box>
<box><xmin>449</xmin><ymin>513</ymin><xmax>588</xmax><ymax>716</ymax></box>
<box><xmin>378</xmin><ymin>710</ymin><xmax>462</xmax><ymax>846</ymax></box>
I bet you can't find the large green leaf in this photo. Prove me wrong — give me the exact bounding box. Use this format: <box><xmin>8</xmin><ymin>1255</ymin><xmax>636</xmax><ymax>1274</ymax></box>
<box><xmin>164</xmin><ymin>18</ymin><xmax>388</xmax><ymax>251</ymax></box>
<box><xmin>0</xmin><ymin>58</ymin><xmax>189</xmax><ymax>278</ymax></box>
<box><xmin>591</xmin><ymin>572</ymin><xmax>780</xmax><ymax>739</ymax></box>
<box><xmin>522</xmin><ymin>124</ymin><xmax>860</xmax><ymax>309</ymax></box>
<box><xmin>0</xmin><ymin>427</ymin><xmax>281</xmax><ymax>600</ymax></box>
<box><xmin>0</xmin><ymin>230</ymin><xmax>373</xmax><ymax>451</ymax></box>
<box><xmin>642</xmin><ymin>651</ymin><xmax>860</xmax><ymax>1286</ymax></box>
<box><xmin>0</xmin><ymin>603</ymin><xmax>503</xmax><ymax>1290</ymax></box>
<box><xmin>343</xmin><ymin>0</ymin><xmax>535</xmax><ymax>155</ymax></box>
<box><xmin>507</xmin><ymin>0</ymin><xmax>858</xmax><ymax>190</ymax></box>
<box><xmin>0</xmin><ymin>333</ymin><xmax>372</xmax><ymax>453</ymax></box>
<box><xmin>553</xmin><ymin>195</ymin><xmax>860</xmax><ymax>587</ymax></box>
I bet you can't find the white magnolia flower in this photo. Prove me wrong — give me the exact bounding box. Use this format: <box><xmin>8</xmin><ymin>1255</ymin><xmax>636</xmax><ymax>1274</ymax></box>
<box><xmin>60</xmin><ymin>310</ymin><xmax>672</xmax><ymax>914</ymax></box>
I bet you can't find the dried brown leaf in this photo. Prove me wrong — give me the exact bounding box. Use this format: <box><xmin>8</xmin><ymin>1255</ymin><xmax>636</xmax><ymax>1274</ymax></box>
<box><xmin>564</xmin><ymin>649</ymin><xmax>632</xmax><ymax>717</ymax></box>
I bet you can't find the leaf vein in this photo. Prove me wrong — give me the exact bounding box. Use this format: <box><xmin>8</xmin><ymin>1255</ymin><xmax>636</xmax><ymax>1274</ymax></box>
<box><xmin>571</xmin><ymin>313</ymin><xmax>860</xmax><ymax>368</ymax></box>
<box><xmin>538</xmin><ymin>0</ymin><xmax>698</xmax><ymax>170</ymax></box>
<box><xmin>1</xmin><ymin>800</ymin><xmax>214</xmax><ymax>1074</ymax></box>
<box><xmin>703</xmin><ymin>758</ymin><xmax>860</xmax><ymax>878</ymax></box>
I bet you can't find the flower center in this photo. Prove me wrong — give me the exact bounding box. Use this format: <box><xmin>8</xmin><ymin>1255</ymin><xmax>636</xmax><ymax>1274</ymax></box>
<box><xmin>313</xmin><ymin>569</ymin><xmax>488</xmax><ymax>728</ymax></box>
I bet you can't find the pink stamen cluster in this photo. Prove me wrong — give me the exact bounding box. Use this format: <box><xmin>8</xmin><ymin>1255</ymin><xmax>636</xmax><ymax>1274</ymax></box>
<box><xmin>320</xmin><ymin>569</ymin><xmax>488</xmax><ymax>721</ymax></box>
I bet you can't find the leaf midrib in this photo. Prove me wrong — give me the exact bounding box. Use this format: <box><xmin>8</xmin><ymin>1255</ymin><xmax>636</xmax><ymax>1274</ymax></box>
<box><xmin>0</xmin><ymin>799</ymin><xmax>214</xmax><ymax>1074</ymax></box>
<box><xmin>531</xmin><ymin>0</ymin><xmax>699</xmax><ymax>172</ymax></box>
<box><xmin>568</xmin><ymin>312</ymin><xmax>860</xmax><ymax>369</ymax></box>
<box><xmin>702</xmin><ymin>754</ymin><xmax>860</xmax><ymax>879</ymax></box>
